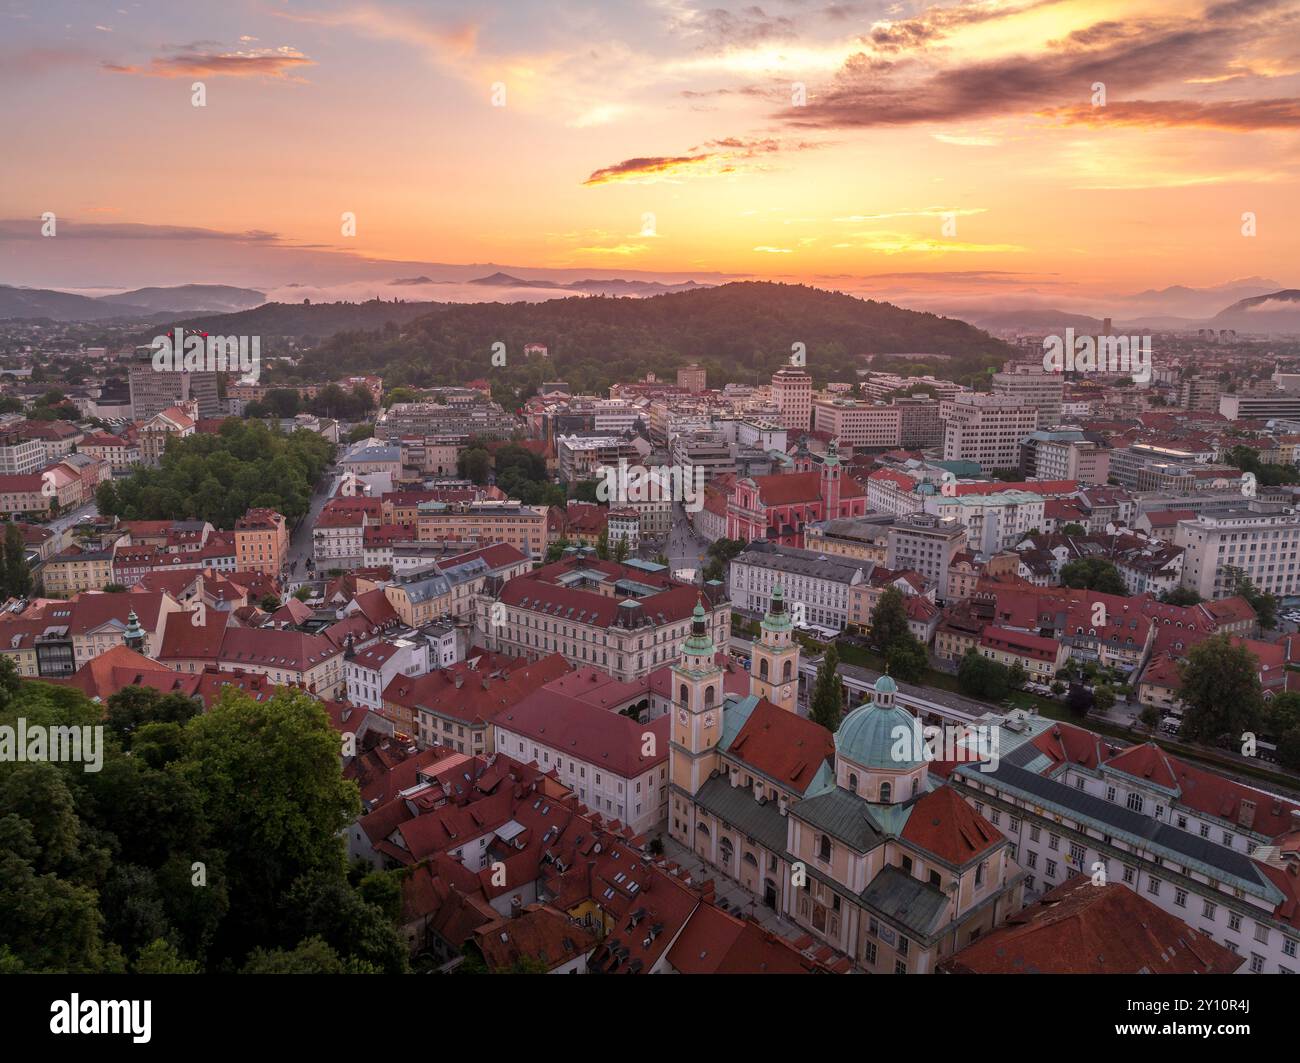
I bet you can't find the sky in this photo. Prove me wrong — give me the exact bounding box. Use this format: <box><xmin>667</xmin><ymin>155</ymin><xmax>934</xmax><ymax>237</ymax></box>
<box><xmin>1</xmin><ymin>0</ymin><xmax>1297</xmax><ymax>314</ymax></box>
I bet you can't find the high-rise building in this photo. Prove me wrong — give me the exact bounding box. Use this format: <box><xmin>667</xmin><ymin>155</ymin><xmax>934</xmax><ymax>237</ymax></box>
<box><xmin>885</xmin><ymin>513</ymin><xmax>967</xmax><ymax>601</ymax></box>
<box><xmin>1175</xmin><ymin>504</ymin><xmax>1300</xmax><ymax>599</ymax></box>
<box><xmin>941</xmin><ymin>394</ymin><xmax>1039</xmax><ymax>472</ymax></box>
<box><xmin>811</xmin><ymin>398</ymin><xmax>902</xmax><ymax>450</ymax></box>
<box><xmin>771</xmin><ymin>365</ymin><xmax>813</xmax><ymax>433</ymax></box>
<box><xmin>1179</xmin><ymin>374</ymin><xmax>1221</xmax><ymax>412</ymax></box>
<box><xmin>992</xmin><ymin>366</ymin><xmax>1063</xmax><ymax>429</ymax></box>
<box><xmin>128</xmin><ymin>347</ymin><xmax>221</xmax><ymax>421</ymax></box>
<box><xmin>677</xmin><ymin>364</ymin><xmax>707</xmax><ymax>392</ymax></box>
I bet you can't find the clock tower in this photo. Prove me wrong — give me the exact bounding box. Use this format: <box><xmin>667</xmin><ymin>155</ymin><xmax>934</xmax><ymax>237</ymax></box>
<box><xmin>750</xmin><ymin>584</ymin><xmax>800</xmax><ymax>712</ymax></box>
<box><xmin>668</xmin><ymin>600</ymin><xmax>724</xmax><ymax>804</ymax></box>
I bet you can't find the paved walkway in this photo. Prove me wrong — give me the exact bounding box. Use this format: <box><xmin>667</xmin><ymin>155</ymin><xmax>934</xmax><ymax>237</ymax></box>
<box><xmin>660</xmin><ymin>836</ymin><xmax>802</xmax><ymax>941</ymax></box>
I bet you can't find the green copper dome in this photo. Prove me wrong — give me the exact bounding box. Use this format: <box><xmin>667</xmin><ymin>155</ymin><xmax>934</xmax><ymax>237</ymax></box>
<box><xmin>682</xmin><ymin>599</ymin><xmax>714</xmax><ymax>656</ymax></box>
<box><xmin>835</xmin><ymin>686</ymin><xmax>919</xmax><ymax>771</ymax></box>
<box><xmin>874</xmin><ymin>674</ymin><xmax>897</xmax><ymax>695</ymax></box>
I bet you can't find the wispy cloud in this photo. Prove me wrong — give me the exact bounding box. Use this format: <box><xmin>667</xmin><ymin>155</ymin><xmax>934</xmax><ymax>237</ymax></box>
<box><xmin>104</xmin><ymin>46</ymin><xmax>314</xmax><ymax>81</ymax></box>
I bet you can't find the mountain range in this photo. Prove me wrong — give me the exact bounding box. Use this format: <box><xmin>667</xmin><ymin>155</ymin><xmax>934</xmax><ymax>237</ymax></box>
<box><xmin>0</xmin><ymin>283</ymin><xmax>265</xmax><ymax>322</ymax></box>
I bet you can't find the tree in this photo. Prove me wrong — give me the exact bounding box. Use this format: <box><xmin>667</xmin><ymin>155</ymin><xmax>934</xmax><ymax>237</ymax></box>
<box><xmin>1139</xmin><ymin>704</ymin><xmax>1162</xmax><ymax>733</ymax></box>
<box><xmin>1059</xmin><ymin>558</ymin><xmax>1126</xmax><ymax>595</ymax></box>
<box><xmin>612</xmin><ymin>535</ymin><xmax>629</xmax><ymax>563</ymax></box>
<box><xmin>868</xmin><ymin>587</ymin><xmax>911</xmax><ymax>654</ymax></box>
<box><xmin>176</xmin><ymin>688</ymin><xmax>362</xmax><ymax>961</ymax></box>
<box><xmin>1066</xmin><ymin>683</ymin><xmax>1095</xmax><ymax>716</ymax></box>
<box><xmin>703</xmin><ymin>537</ymin><xmax>747</xmax><ymax>583</ymax></box>
<box><xmin>133</xmin><ymin>938</ymin><xmax>200</xmax><ymax>974</ymax></box>
<box><xmin>595</xmin><ymin>526</ymin><xmax>610</xmax><ymax>561</ymax></box>
<box><xmin>1007</xmin><ymin>661</ymin><xmax>1028</xmax><ymax>690</ymax></box>
<box><xmin>1177</xmin><ymin>634</ymin><xmax>1263</xmax><ymax>744</ymax></box>
<box><xmin>1278</xmin><ymin>726</ymin><xmax>1300</xmax><ymax>772</ymax></box>
<box><xmin>241</xmin><ymin>936</ymin><xmax>376</xmax><ymax>974</ymax></box>
<box><xmin>2</xmin><ymin>522</ymin><xmax>32</xmax><ymax>598</ymax></box>
<box><xmin>546</xmin><ymin>537</ymin><xmax>571</xmax><ymax>562</ymax></box>
<box><xmin>1159</xmin><ymin>586</ymin><xmax>1202</xmax><ymax>606</ymax></box>
<box><xmin>261</xmin><ymin>593</ymin><xmax>282</xmax><ymax>612</ymax></box>
<box><xmin>885</xmin><ymin>637</ymin><xmax>927</xmax><ymax>684</ymax></box>
<box><xmin>957</xmin><ymin>648</ymin><xmax>1010</xmax><ymax>701</ymax></box>
<box><xmin>1060</xmin><ymin>523</ymin><xmax>1086</xmax><ymax>535</ymax></box>
<box><xmin>1222</xmin><ymin>567</ymin><xmax>1276</xmax><ymax>630</ymax></box>
<box><xmin>808</xmin><ymin>646</ymin><xmax>845</xmax><ymax>732</ymax></box>
<box><xmin>1093</xmin><ymin>683</ymin><xmax>1117</xmax><ymax>713</ymax></box>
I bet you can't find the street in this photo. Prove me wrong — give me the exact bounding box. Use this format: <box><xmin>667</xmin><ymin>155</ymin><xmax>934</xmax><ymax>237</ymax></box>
<box><xmin>286</xmin><ymin>468</ymin><xmax>340</xmax><ymax>575</ymax></box>
<box><xmin>660</xmin><ymin>501</ymin><xmax>710</xmax><ymax>577</ymax></box>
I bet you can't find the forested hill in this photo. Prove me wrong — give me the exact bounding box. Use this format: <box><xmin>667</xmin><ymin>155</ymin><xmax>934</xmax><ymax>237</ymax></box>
<box><xmin>169</xmin><ymin>281</ymin><xmax>1015</xmax><ymax>394</ymax></box>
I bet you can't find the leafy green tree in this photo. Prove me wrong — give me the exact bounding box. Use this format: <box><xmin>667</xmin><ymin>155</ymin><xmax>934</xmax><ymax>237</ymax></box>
<box><xmin>241</xmin><ymin>936</ymin><xmax>377</xmax><ymax>974</ymax></box>
<box><xmin>1159</xmin><ymin>586</ymin><xmax>1202</xmax><ymax>606</ymax></box>
<box><xmin>176</xmin><ymin>688</ymin><xmax>361</xmax><ymax>961</ymax></box>
<box><xmin>104</xmin><ymin>687</ymin><xmax>200</xmax><ymax>749</ymax></box>
<box><xmin>884</xmin><ymin>637</ymin><xmax>927</xmax><ymax>684</ymax></box>
<box><xmin>134</xmin><ymin>938</ymin><xmax>200</xmax><ymax>974</ymax></box>
<box><xmin>458</xmin><ymin>447</ymin><xmax>491</xmax><ymax>485</ymax></box>
<box><xmin>1007</xmin><ymin>661</ymin><xmax>1028</xmax><ymax>690</ymax></box>
<box><xmin>1059</xmin><ymin>558</ymin><xmax>1126</xmax><ymax>594</ymax></box>
<box><xmin>1066</xmin><ymin>683</ymin><xmax>1095</xmax><ymax>716</ymax></box>
<box><xmin>1222</xmin><ymin>566</ymin><xmax>1276</xmax><ymax>629</ymax></box>
<box><xmin>613</xmin><ymin>535</ymin><xmax>629</xmax><ymax>563</ymax></box>
<box><xmin>1177</xmin><ymin>633</ymin><xmax>1263</xmax><ymax>744</ymax></box>
<box><xmin>957</xmin><ymin>648</ymin><xmax>1010</xmax><ymax>701</ymax></box>
<box><xmin>808</xmin><ymin>645</ymin><xmax>845</xmax><ymax>732</ymax></box>
<box><xmin>596</xmin><ymin>526</ymin><xmax>610</xmax><ymax>561</ymax></box>
<box><xmin>2</xmin><ymin>522</ymin><xmax>32</xmax><ymax>598</ymax></box>
<box><xmin>1139</xmin><ymin>704</ymin><xmax>1162</xmax><ymax>733</ymax></box>
<box><xmin>869</xmin><ymin>587</ymin><xmax>911</xmax><ymax>654</ymax></box>
<box><xmin>1093</xmin><ymin>683</ymin><xmax>1117</xmax><ymax>713</ymax></box>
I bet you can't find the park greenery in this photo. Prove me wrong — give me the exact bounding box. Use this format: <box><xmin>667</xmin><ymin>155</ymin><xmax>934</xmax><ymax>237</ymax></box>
<box><xmin>96</xmin><ymin>419</ymin><xmax>334</xmax><ymax>528</ymax></box>
<box><xmin>0</xmin><ymin>672</ymin><xmax>407</xmax><ymax>974</ymax></box>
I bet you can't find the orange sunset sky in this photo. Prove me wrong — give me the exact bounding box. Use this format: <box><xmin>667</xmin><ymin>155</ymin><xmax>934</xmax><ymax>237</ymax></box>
<box><xmin>1</xmin><ymin>0</ymin><xmax>1297</xmax><ymax>311</ymax></box>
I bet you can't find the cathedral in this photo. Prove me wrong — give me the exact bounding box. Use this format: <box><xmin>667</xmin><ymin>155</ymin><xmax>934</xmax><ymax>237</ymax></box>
<box><xmin>668</xmin><ymin>586</ymin><xmax>1026</xmax><ymax>973</ymax></box>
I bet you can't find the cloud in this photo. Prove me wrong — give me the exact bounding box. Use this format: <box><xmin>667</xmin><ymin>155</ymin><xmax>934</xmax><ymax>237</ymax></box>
<box><xmin>273</xmin><ymin>4</ymin><xmax>479</xmax><ymax>63</ymax></box>
<box><xmin>1040</xmin><ymin>97</ymin><xmax>1300</xmax><ymax>130</ymax></box>
<box><xmin>584</xmin><ymin>153</ymin><xmax>723</xmax><ymax>185</ymax></box>
<box><xmin>104</xmin><ymin>46</ymin><xmax>314</xmax><ymax>81</ymax></box>
<box><xmin>585</xmin><ymin>135</ymin><xmax>823</xmax><ymax>186</ymax></box>
<box><xmin>0</xmin><ymin>219</ymin><xmax>284</xmax><ymax>242</ymax></box>
<box><xmin>777</xmin><ymin>1</ymin><xmax>1297</xmax><ymax>130</ymax></box>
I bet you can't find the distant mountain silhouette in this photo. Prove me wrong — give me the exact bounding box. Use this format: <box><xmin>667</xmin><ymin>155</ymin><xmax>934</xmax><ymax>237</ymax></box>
<box><xmin>1211</xmin><ymin>290</ymin><xmax>1300</xmax><ymax>333</ymax></box>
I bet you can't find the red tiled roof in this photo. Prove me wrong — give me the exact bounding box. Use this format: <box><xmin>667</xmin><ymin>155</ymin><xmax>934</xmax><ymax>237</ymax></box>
<box><xmin>901</xmin><ymin>786</ymin><xmax>1004</xmax><ymax>864</ymax></box>
<box><xmin>939</xmin><ymin>879</ymin><xmax>1243</xmax><ymax>974</ymax></box>
<box><xmin>727</xmin><ymin>699</ymin><xmax>834</xmax><ymax>796</ymax></box>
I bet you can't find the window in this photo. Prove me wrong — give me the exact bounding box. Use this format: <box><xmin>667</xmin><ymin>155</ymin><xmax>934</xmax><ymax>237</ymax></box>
<box><xmin>1045</xmin><ymin>859</ymin><xmax>1057</xmax><ymax>879</ymax></box>
<box><xmin>1228</xmin><ymin>912</ymin><xmax>1242</xmax><ymax>932</ymax></box>
<box><xmin>1175</xmin><ymin>888</ymin><xmax>1188</xmax><ymax>908</ymax></box>
<box><xmin>894</xmin><ymin>960</ymin><xmax>907</xmax><ymax>975</ymax></box>
<box><xmin>1126</xmin><ymin>792</ymin><xmax>1144</xmax><ymax>813</ymax></box>
<box><xmin>1026</xmin><ymin>851</ymin><xmax>1037</xmax><ymax>869</ymax></box>
<box><xmin>1203</xmin><ymin>900</ymin><xmax>1217</xmax><ymax>919</ymax></box>
<box><xmin>818</xmin><ymin>835</ymin><xmax>831</xmax><ymax>861</ymax></box>
<box><xmin>1147</xmin><ymin>877</ymin><xmax>1161</xmax><ymax>896</ymax></box>
<box><xmin>1283</xmin><ymin>937</ymin><xmax>1297</xmax><ymax>958</ymax></box>
<box><xmin>1122</xmin><ymin>865</ymin><xmax>1135</xmax><ymax>885</ymax></box>
<box><xmin>1254</xmin><ymin>924</ymin><xmax>1270</xmax><ymax>945</ymax></box>
<box><xmin>1048</xmin><ymin>833</ymin><xmax>1060</xmax><ymax>852</ymax></box>
<box><xmin>1250</xmin><ymin>954</ymin><xmax>1265</xmax><ymax>974</ymax></box>
<box><xmin>865</xmin><ymin>941</ymin><xmax>877</xmax><ymax>965</ymax></box>
<box><xmin>1029</xmin><ymin>824</ymin><xmax>1041</xmax><ymax>843</ymax></box>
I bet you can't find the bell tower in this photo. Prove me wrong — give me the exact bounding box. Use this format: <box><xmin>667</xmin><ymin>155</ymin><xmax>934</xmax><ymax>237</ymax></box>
<box><xmin>668</xmin><ymin>601</ymin><xmax>724</xmax><ymax>803</ymax></box>
<box><xmin>750</xmin><ymin>584</ymin><xmax>800</xmax><ymax>712</ymax></box>
<box><xmin>820</xmin><ymin>437</ymin><xmax>842</xmax><ymax>519</ymax></box>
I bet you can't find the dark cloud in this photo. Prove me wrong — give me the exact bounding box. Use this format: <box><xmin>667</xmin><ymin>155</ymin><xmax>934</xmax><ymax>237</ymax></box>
<box><xmin>778</xmin><ymin>3</ymin><xmax>1291</xmax><ymax>129</ymax></box>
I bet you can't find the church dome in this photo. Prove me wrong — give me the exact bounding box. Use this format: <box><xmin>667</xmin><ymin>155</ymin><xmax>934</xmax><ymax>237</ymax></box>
<box><xmin>834</xmin><ymin>699</ymin><xmax>920</xmax><ymax>770</ymax></box>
